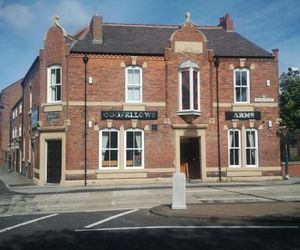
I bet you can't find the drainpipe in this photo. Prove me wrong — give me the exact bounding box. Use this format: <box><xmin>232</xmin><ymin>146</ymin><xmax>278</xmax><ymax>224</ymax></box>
<box><xmin>82</xmin><ymin>54</ymin><xmax>89</xmax><ymax>186</ymax></box>
<box><xmin>214</xmin><ymin>57</ymin><xmax>222</xmax><ymax>182</ymax></box>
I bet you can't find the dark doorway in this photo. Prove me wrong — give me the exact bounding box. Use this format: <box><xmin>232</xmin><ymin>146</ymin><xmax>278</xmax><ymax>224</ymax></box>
<box><xmin>47</xmin><ymin>140</ymin><xmax>62</xmax><ymax>183</ymax></box>
<box><xmin>180</xmin><ymin>137</ymin><xmax>201</xmax><ymax>179</ymax></box>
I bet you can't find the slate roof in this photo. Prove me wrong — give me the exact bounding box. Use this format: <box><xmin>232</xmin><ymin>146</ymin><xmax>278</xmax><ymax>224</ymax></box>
<box><xmin>71</xmin><ymin>24</ymin><xmax>273</xmax><ymax>58</ymax></box>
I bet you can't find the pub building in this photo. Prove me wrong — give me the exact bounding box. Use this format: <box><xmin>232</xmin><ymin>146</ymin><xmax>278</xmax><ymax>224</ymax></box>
<box><xmin>19</xmin><ymin>13</ymin><xmax>281</xmax><ymax>186</ymax></box>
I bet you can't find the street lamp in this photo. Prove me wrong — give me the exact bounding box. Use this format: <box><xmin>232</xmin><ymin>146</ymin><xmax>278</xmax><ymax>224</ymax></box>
<box><xmin>82</xmin><ymin>54</ymin><xmax>89</xmax><ymax>186</ymax></box>
<box><xmin>214</xmin><ymin>57</ymin><xmax>222</xmax><ymax>182</ymax></box>
<box><xmin>0</xmin><ymin>102</ymin><xmax>12</xmax><ymax>171</ymax></box>
<box><xmin>280</xmin><ymin>126</ymin><xmax>289</xmax><ymax>179</ymax></box>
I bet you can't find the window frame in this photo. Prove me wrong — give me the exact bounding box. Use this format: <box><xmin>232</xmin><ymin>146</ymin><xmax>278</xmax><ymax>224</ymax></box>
<box><xmin>245</xmin><ymin>128</ymin><xmax>259</xmax><ymax>167</ymax></box>
<box><xmin>124</xmin><ymin>128</ymin><xmax>144</xmax><ymax>169</ymax></box>
<box><xmin>47</xmin><ymin>65</ymin><xmax>62</xmax><ymax>103</ymax></box>
<box><xmin>234</xmin><ymin>68</ymin><xmax>250</xmax><ymax>103</ymax></box>
<box><xmin>178</xmin><ymin>60</ymin><xmax>200</xmax><ymax>113</ymax></box>
<box><xmin>125</xmin><ymin>66</ymin><xmax>143</xmax><ymax>103</ymax></box>
<box><xmin>228</xmin><ymin>129</ymin><xmax>241</xmax><ymax>168</ymax></box>
<box><xmin>99</xmin><ymin>129</ymin><xmax>120</xmax><ymax>169</ymax></box>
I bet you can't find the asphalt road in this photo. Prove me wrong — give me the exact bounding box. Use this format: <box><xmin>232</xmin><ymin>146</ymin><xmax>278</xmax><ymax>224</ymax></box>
<box><xmin>0</xmin><ymin>208</ymin><xmax>299</xmax><ymax>250</ymax></box>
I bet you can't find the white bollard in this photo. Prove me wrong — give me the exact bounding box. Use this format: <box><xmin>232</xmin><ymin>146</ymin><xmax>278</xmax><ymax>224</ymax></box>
<box><xmin>172</xmin><ymin>172</ymin><xmax>186</xmax><ymax>209</ymax></box>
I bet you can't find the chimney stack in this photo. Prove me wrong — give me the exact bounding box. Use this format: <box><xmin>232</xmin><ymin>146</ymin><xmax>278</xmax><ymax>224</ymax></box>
<box><xmin>90</xmin><ymin>15</ymin><xmax>103</xmax><ymax>44</ymax></box>
<box><xmin>219</xmin><ymin>14</ymin><xmax>234</xmax><ymax>31</ymax></box>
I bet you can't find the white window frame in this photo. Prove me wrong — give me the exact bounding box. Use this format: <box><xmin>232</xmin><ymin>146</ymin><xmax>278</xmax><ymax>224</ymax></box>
<box><xmin>99</xmin><ymin>129</ymin><xmax>120</xmax><ymax>169</ymax></box>
<box><xmin>178</xmin><ymin>60</ymin><xmax>200</xmax><ymax>113</ymax></box>
<box><xmin>19</xmin><ymin>126</ymin><xmax>22</xmax><ymax>137</ymax></box>
<box><xmin>234</xmin><ymin>68</ymin><xmax>250</xmax><ymax>103</ymax></box>
<box><xmin>19</xmin><ymin>102</ymin><xmax>22</xmax><ymax>114</ymax></box>
<box><xmin>125</xmin><ymin>129</ymin><xmax>144</xmax><ymax>169</ymax></box>
<box><xmin>228</xmin><ymin>129</ymin><xmax>241</xmax><ymax>167</ymax></box>
<box><xmin>245</xmin><ymin>129</ymin><xmax>259</xmax><ymax>167</ymax></box>
<box><xmin>47</xmin><ymin>65</ymin><xmax>62</xmax><ymax>103</ymax></box>
<box><xmin>125</xmin><ymin>66</ymin><xmax>142</xmax><ymax>103</ymax></box>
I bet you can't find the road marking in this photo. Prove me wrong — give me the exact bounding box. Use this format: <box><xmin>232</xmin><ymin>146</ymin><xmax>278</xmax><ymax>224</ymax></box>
<box><xmin>0</xmin><ymin>213</ymin><xmax>58</xmax><ymax>233</ymax></box>
<box><xmin>84</xmin><ymin>209</ymin><xmax>139</xmax><ymax>229</ymax></box>
<box><xmin>76</xmin><ymin>225</ymin><xmax>300</xmax><ymax>232</ymax></box>
<box><xmin>86</xmin><ymin>206</ymin><xmax>151</xmax><ymax>213</ymax></box>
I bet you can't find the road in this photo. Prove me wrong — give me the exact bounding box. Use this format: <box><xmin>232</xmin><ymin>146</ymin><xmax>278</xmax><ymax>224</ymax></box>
<box><xmin>0</xmin><ymin>208</ymin><xmax>299</xmax><ymax>250</ymax></box>
<box><xmin>0</xmin><ymin>179</ymin><xmax>300</xmax><ymax>249</ymax></box>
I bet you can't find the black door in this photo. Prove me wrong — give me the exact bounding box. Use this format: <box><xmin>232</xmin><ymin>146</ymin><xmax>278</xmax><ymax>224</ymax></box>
<box><xmin>180</xmin><ymin>137</ymin><xmax>201</xmax><ymax>179</ymax></box>
<box><xmin>47</xmin><ymin>140</ymin><xmax>62</xmax><ymax>183</ymax></box>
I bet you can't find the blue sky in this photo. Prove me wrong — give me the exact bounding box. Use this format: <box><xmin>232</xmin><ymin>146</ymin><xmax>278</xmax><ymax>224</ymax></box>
<box><xmin>0</xmin><ymin>0</ymin><xmax>299</xmax><ymax>90</ymax></box>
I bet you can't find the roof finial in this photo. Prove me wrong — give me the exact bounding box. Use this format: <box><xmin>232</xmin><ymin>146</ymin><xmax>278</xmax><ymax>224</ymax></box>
<box><xmin>53</xmin><ymin>16</ymin><xmax>60</xmax><ymax>26</ymax></box>
<box><xmin>184</xmin><ymin>12</ymin><xmax>193</xmax><ymax>25</ymax></box>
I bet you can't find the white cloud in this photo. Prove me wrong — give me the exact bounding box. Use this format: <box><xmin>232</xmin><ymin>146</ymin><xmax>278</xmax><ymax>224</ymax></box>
<box><xmin>0</xmin><ymin>3</ymin><xmax>34</xmax><ymax>30</ymax></box>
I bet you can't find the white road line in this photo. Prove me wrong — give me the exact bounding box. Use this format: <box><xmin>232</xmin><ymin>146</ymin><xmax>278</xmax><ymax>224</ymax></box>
<box><xmin>76</xmin><ymin>225</ymin><xmax>300</xmax><ymax>232</ymax></box>
<box><xmin>84</xmin><ymin>209</ymin><xmax>139</xmax><ymax>229</ymax></box>
<box><xmin>0</xmin><ymin>213</ymin><xmax>58</xmax><ymax>234</ymax></box>
<box><xmin>85</xmin><ymin>206</ymin><xmax>151</xmax><ymax>213</ymax></box>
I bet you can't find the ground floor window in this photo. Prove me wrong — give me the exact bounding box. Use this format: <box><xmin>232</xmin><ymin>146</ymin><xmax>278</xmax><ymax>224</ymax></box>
<box><xmin>246</xmin><ymin>129</ymin><xmax>258</xmax><ymax>167</ymax></box>
<box><xmin>100</xmin><ymin>129</ymin><xmax>119</xmax><ymax>168</ymax></box>
<box><xmin>125</xmin><ymin>129</ymin><xmax>144</xmax><ymax>168</ymax></box>
<box><xmin>228</xmin><ymin>128</ymin><xmax>258</xmax><ymax>167</ymax></box>
<box><xmin>228</xmin><ymin>129</ymin><xmax>241</xmax><ymax>167</ymax></box>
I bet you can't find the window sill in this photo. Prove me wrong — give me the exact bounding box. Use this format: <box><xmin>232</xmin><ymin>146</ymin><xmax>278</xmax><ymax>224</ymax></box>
<box><xmin>176</xmin><ymin>110</ymin><xmax>201</xmax><ymax>116</ymax></box>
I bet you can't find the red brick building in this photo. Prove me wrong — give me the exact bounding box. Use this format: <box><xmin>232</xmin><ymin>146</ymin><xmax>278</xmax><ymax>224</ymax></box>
<box><xmin>19</xmin><ymin>14</ymin><xmax>281</xmax><ymax>186</ymax></box>
<box><xmin>0</xmin><ymin>79</ymin><xmax>22</xmax><ymax>169</ymax></box>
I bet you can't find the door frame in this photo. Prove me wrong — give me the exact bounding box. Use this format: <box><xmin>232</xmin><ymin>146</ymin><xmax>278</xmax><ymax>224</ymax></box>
<box><xmin>39</xmin><ymin>132</ymin><xmax>66</xmax><ymax>185</ymax></box>
<box><xmin>174</xmin><ymin>126</ymin><xmax>207</xmax><ymax>181</ymax></box>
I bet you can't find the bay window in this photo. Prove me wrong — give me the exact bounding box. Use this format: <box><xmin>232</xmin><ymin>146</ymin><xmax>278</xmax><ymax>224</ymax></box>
<box><xmin>178</xmin><ymin>60</ymin><xmax>200</xmax><ymax>113</ymax></box>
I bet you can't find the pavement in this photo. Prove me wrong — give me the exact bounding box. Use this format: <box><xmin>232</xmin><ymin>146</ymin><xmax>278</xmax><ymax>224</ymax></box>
<box><xmin>1</xmin><ymin>165</ymin><xmax>300</xmax><ymax>221</ymax></box>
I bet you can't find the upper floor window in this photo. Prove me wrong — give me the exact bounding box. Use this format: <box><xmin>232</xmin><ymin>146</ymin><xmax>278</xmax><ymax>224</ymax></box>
<box><xmin>126</xmin><ymin>66</ymin><xmax>142</xmax><ymax>103</ymax></box>
<box><xmin>178</xmin><ymin>60</ymin><xmax>200</xmax><ymax>112</ymax></box>
<box><xmin>47</xmin><ymin>66</ymin><xmax>62</xmax><ymax>103</ymax></box>
<box><xmin>100</xmin><ymin>129</ymin><xmax>119</xmax><ymax>169</ymax></box>
<box><xmin>234</xmin><ymin>68</ymin><xmax>250</xmax><ymax>103</ymax></box>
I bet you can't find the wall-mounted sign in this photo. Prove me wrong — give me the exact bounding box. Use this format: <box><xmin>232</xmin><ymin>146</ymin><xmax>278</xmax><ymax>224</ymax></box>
<box><xmin>31</xmin><ymin>106</ymin><xmax>39</xmax><ymax>129</ymax></box>
<box><xmin>254</xmin><ymin>97</ymin><xmax>274</xmax><ymax>102</ymax></box>
<box><xmin>101</xmin><ymin>111</ymin><xmax>158</xmax><ymax>120</ymax></box>
<box><xmin>225</xmin><ymin>111</ymin><xmax>261</xmax><ymax>120</ymax></box>
<box><xmin>47</xmin><ymin>112</ymin><xmax>60</xmax><ymax>122</ymax></box>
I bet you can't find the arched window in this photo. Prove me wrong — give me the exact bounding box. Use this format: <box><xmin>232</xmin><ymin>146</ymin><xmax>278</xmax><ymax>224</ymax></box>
<box><xmin>234</xmin><ymin>68</ymin><xmax>250</xmax><ymax>103</ymax></box>
<box><xmin>47</xmin><ymin>65</ymin><xmax>62</xmax><ymax>103</ymax></box>
<box><xmin>178</xmin><ymin>60</ymin><xmax>200</xmax><ymax>113</ymax></box>
<box><xmin>99</xmin><ymin>129</ymin><xmax>119</xmax><ymax>169</ymax></box>
<box><xmin>125</xmin><ymin>129</ymin><xmax>144</xmax><ymax>168</ymax></box>
<box><xmin>126</xmin><ymin>66</ymin><xmax>142</xmax><ymax>103</ymax></box>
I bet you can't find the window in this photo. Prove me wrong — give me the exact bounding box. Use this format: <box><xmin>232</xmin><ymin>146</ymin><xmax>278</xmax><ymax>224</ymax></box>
<box><xmin>100</xmin><ymin>129</ymin><xmax>119</xmax><ymax>169</ymax></box>
<box><xmin>19</xmin><ymin>126</ymin><xmax>22</xmax><ymax>137</ymax></box>
<box><xmin>125</xmin><ymin>129</ymin><xmax>144</xmax><ymax>168</ymax></box>
<box><xmin>19</xmin><ymin>103</ymin><xmax>22</xmax><ymax>114</ymax></box>
<box><xmin>228</xmin><ymin>129</ymin><xmax>241</xmax><ymax>167</ymax></box>
<box><xmin>126</xmin><ymin>66</ymin><xmax>142</xmax><ymax>102</ymax></box>
<box><xmin>47</xmin><ymin>66</ymin><xmax>62</xmax><ymax>102</ymax></box>
<box><xmin>246</xmin><ymin>129</ymin><xmax>258</xmax><ymax>167</ymax></box>
<box><xmin>234</xmin><ymin>68</ymin><xmax>250</xmax><ymax>103</ymax></box>
<box><xmin>178</xmin><ymin>60</ymin><xmax>200</xmax><ymax>113</ymax></box>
